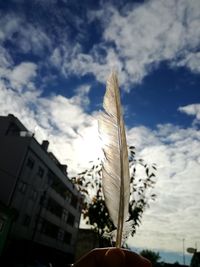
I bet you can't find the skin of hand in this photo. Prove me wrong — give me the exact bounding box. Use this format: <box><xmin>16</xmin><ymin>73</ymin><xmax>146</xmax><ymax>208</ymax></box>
<box><xmin>73</xmin><ymin>247</ymin><xmax>151</xmax><ymax>267</ymax></box>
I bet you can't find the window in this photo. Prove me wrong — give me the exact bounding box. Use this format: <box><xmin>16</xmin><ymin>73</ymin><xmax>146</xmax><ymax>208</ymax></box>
<box><xmin>18</xmin><ymin>181</ymin><xmax>27</xmax><ymax>194</ymax></box>
<box><xmin>22</xmin><ymin>214</ymin><xmax>31</xmax><ymax>227</ymax></box>
<box><xmin>70</xmin><ymin>194</ymin><xmax>78</xmax><ymax>209</ymax></box>
<box><xmin>37</xmin><ymin>218</ymin><xmax>43</xmax><ymax>232</ymax></box>
<box><xmin>46</xmin><ymin>197</ymin><xmax>63</xmax><ymax>218</ymax></box>
<box><xmin>37</xmin><ymin>166</ymin><xmax>44</xmax><ymax>178</ymax></box>
<box><xmin>30</xmin><ymin>189</ymin><xmax>37</xmax><ymax>201</ymax></box>
<box><xmin>26</xmin><ymin>158</ymin><xmax>34</xmax><ymax>169</ymax></box>
<box><xmin>57</xmin><ymin>229</ymin><xmax>64</xmax><ymax>241</ymax></box>
<box><xmin>63</xmin><ymin>231</ymin><xmax>72</xmax><ymax>245</ymax></box>
<box><xmin>47</xmin><ymin>170</ymin><xmax>54</xmax><ymax>185</ymax></box>
<box><xmin>65</xmin><ymin>189</ymin><xmax>72</xmax><ymax>201</ymax></box>
<box><xmin>67</xmin><ymin>212</ymin><xmax>75</xmax><ymax>227</ymax></box>
<box><xmin>6</xmin><ymin>122</ymin><xmax>20</xmax><ymax>136</ymax></box>
<box><xmin>0</xmin><ymin>217</ymin><xmax>5</xmax><ymax>232</ymax></box>
<box><xmin>50</xmin><ymin>177</ymin><xmax>69</xmax><ymax>199</ymax></box>
<box><xmin>41</xmin><ymin>220</ymin><xmax>59</xmax><ymax>239</ymax></box>
<box><xmin>62</xmin><ymin>209</ymin><xmax>68</xmax><ymax>223</ymax></box>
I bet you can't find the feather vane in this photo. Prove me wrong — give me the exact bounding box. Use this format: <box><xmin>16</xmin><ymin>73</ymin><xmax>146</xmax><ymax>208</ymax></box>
<box><xmin>99</xmin><ymin>71</ymin><xmax>130</xmax><ymax>247</ymax></box>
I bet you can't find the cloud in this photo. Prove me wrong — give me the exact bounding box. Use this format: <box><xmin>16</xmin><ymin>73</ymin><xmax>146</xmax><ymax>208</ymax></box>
<box><xmin>101</xmin><ymin>0</ymin><xmax>200</xmax><ymax>83</ymax></box>
<box><xmin>52</xmin><ymin>44</ymin><xmax>124</xmax><ymax>85</ymax></box>
<box><xmin>7</xmin><ymin>62</ymin><xmax>38</xmax><ymax>91</ymax></box>
<box><xmin>0</xmin><ymin>46</ymin><xmax>13</xmax><ymax>69</ymax></box>
<box><xmin>126</xmin><ymin>123</ymin><xmax>200</xmax><ymax>252</ymax></box>
<box><xmin>0</xmin><ymin>79</ymin><xmax>39</xmax><ymax>127</ymax></box>
<box><xmin>0</xmin><ymin>9</ymin><xmax>100</xmax><ymax>173</ymax></box>
<box><xmin>73</xmin><ymin>85</ymin><xmax>91</xmax><ymax>107</ymax></box>
<box><xmin>0</xmin><ymin>12</ymin><xmax>20</xmax><ymax>42</ymax></box>
<box><xmin>0</xmin><ymin>71</ymin><xmax>101</xmax><ymax>174</ymax></box>
<box><xmin>179</xmin><ymin>104</ymin><xmax>200</xmax><ymax>123</ymax></box>
<box><xmin>174</xmin><ymin>52</ymin><xmax>200</xmax><ymax>74</ymax></box>
<box><xmin>2</xmin><ymin>0</ymin><xmax>200</xmax><ymax>90</ymax></box>
<box><xmin>50</xmin><ymin>47</ymin><xmax>63</xmax><ymax>69</ymax></box>
<box><xmin>37</xmin><ymin>94</ymin><xmax>93</xmax><ymax>131</ymax></box>
<box><xmin>52</xmin><ymin>0</ymin><xmax>200</xmax><ymax>87</ymax></box>
<box><xmin>33</xmin><ymin>93</ymin><xmax>101</xmax><ymax>173</ymax></box>
<box><xmin>0</xmin><ymin>12</ymin><xmax>52</xmax><ymax>56</ymax></box>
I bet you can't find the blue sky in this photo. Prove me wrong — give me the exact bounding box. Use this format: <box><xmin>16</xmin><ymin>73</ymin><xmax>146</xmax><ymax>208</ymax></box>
<box><xmin>0</xmin><ymin>0</ymin><xmax>200</xmax><ymax>263</ymax></box>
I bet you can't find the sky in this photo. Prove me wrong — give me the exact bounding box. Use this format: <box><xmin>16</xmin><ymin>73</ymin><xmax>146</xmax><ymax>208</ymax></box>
<box><xmin>0</xmin><ymin>0</ymin><xmax>200</xmax><ymax>263</ymax></box>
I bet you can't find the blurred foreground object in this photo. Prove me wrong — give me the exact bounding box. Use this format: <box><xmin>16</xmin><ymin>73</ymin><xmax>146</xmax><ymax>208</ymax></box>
<box><xmin>74</xmin><ymin>247</ymin><xmax>151</xmax><ymax>267</ymax></box>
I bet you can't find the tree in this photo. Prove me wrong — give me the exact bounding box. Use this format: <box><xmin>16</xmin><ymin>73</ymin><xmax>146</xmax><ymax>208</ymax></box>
<box><xmin>140</xmin><ymin>249</ymin><xmax>161</xmax><ymax>266</ymax></box>
<box><xmin>72</xmin><ymin>146</ymin><xmax>157</xmax><ymax>243</ymax></box>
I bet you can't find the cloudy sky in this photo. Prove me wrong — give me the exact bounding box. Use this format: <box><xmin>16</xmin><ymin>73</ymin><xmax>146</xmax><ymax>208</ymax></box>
<box><xmin>0</xmin><ymin>0</ymin><xmax>200</xmax><ymax>262</ymax></box>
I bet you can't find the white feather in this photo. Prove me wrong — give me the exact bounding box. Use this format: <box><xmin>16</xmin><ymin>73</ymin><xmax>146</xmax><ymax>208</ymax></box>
<box><xmin>98</xmin><ymin>71</ymin><xmax>130</xmax><ymax>247</ymax></box>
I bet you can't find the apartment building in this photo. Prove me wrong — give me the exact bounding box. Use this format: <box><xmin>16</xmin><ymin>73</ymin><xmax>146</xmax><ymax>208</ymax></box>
<box><xmin>0</xmin><ymin>114</ymin><xmax>82</xmax><ymax>265</ymax></box>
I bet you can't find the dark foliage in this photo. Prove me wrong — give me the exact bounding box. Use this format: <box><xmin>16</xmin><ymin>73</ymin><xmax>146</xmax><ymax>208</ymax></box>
<box><xmin>140</xmin><ymin>249</ymin><xmax>161</xmax><ymax>266</ymax></box>
<box><xmin>72</xmin><ymin>146</ymin><xmax>157</xmax><ymax>239</ymax></box>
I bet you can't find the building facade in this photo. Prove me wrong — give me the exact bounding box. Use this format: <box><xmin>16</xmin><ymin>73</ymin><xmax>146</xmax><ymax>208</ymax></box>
<box><xmin>0</xmin><ymin>114</ymin><xmax>82</xmax><ymax>265</ymax></box>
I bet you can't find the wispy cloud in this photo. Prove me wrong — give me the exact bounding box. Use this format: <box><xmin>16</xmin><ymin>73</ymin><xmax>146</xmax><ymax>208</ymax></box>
<box><xmin>179</xmin><ymin>104</ymin><xmax>200</xmax><ymax>124</ymax></box>
<box><xmin>100</xmin><ymin>0</ymin><xmax>200</xmax><ymax>84</ymax></box>
<box><xmin>1</xmin><ymin>0</ymin><xmax>200</xmax><ymax>90</ymax></box>
<box><xmin>7</xmin><ymin>62</ymin><xmax>37</xmax><ymax>92</ymax></box>
<box><xmin>41</xmin><ymin>0</ymin><xmax>200</xmax><ymax>91</ymax></box>
<box><xmin>0</xmin><ymin>12</ymin><xmax>52</xmax><ymax>55</ymax></box>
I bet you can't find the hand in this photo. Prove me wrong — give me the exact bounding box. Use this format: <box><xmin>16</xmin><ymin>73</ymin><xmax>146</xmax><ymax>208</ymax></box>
<box><xmin>73</xmin><ymin>247</ymin><xmax>151</xmax><ymax>267</ymax></box>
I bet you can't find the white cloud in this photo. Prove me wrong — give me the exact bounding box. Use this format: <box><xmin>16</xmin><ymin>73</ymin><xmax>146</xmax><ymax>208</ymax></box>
<box><xmin>53</xmin><ymin>0</ymin><xmax>200</xmax><ymax>87</ymax></box>
<box><xmin>73</xmin><ymin>85</ymin><xmax>91</xmax><ymax>107</ymax></box>
<box><xmin>0</xmin><ymin>60</ymin><xmax>38</xmax><ymax>94</ymax></box>
<box><xmin>174</xmin><ymin>52</ymin><xmax>200</xmax><ymax>73</ymax></box>
<box><xmin>57</xmin><ymin>44</ymin><xmax>123</xmax><ymax>85</ymax></box>
<box><xmin>1</xmin><ymin>0</ymin><xmax>200</xmax><ymax>89</ymax></box>
<box><xmin>127</xmin><ymin>126</ymin><xmax>161</xmax><ymax>150</ymax></box>
<box><xmin>179</xmin><ymin>104</ymin><xmax>200</xmax><ymax>123</ymax></box>
<box><xmin>7</xmin><ymin>62</ymin><xmax>38</xmax><ymax>91</ymax></box>
<box><xmin>0</xmin><ymin>12</ymin><xmax>52</xmax><ymax>55</ymax></box>
<box><xmin>17</xmin><ymin>24</ymin><xmax>52</xmax><ymax>54</ymax></box>
<box><xmin>0</xmin><ymin>46</ymin><xmax>13</xmax><ymax>70</ymax></box>
<box><xmin>37</xmin><ymin>94</ymin><xmax>93</xmax><ymax>131</ymax></box>
<box><xmin>102</xmin><ymin>0</ymin><xmax>200</xmax><ymax>84</ymax></box>
<box><xmin>0</xmin><ymin>13</ymin><xmax>20</xmax><ymax>42</ymax></box>
<box><xmin>0</xmin><ymin>74</ymin><xmax>101</xmax><ymax>175</ymax></box>
<box><xmin>126</xmin><ymin>123</ymin><xmax>200</xmax><ymax>252</ymax></box>
<box><xmin>0</xmin><ymin>80</ymin><xmax>39</xmax><ymax>127</ymax></box>
<box><xmin>50</xmin><ymin>47</ymin><xmax>63</xmax><ymax>68</ymax></box>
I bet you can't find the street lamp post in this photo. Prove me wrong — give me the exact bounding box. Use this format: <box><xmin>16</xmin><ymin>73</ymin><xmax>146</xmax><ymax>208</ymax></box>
<box><xmin>183</xmin><ymin>238</ymin><xmax>186</xmax><ymax>265</ymax></box>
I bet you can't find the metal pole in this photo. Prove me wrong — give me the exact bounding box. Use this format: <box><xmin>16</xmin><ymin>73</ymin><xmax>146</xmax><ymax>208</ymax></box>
<box><xmin>183</xmin><ymin>238</ymin><xmax>186</xmax><ymax>265</ymax></box>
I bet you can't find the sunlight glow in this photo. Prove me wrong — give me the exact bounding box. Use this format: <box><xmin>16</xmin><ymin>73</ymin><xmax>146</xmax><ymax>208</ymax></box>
<box><xmin>74</xmin><ymin>121</ymin><xmax>104</xmax><ymax>169</ymax></box>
